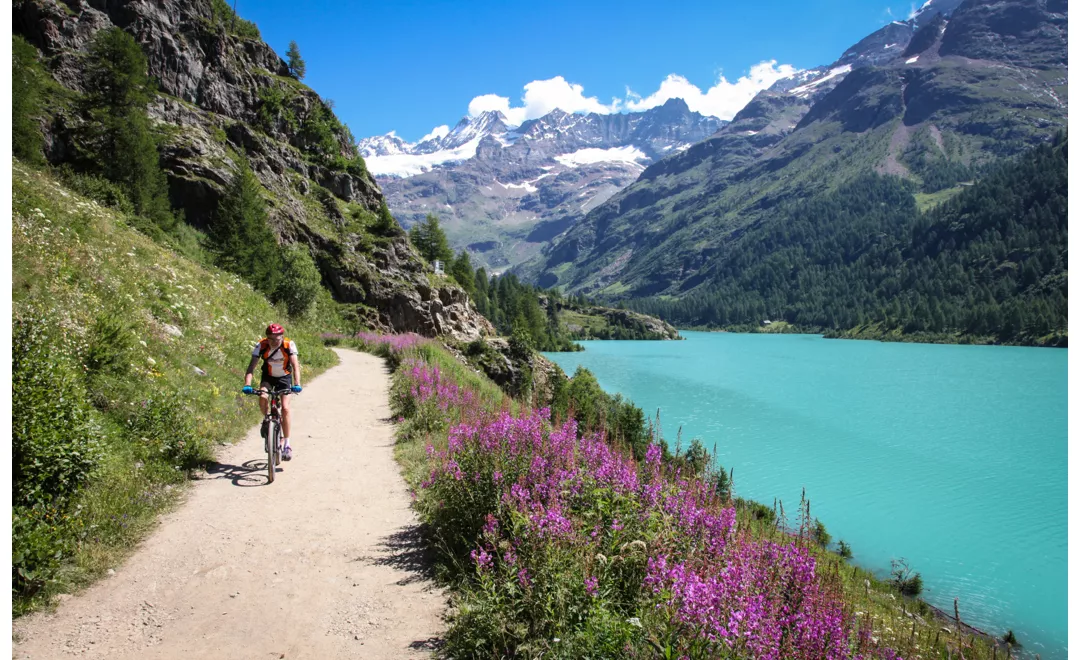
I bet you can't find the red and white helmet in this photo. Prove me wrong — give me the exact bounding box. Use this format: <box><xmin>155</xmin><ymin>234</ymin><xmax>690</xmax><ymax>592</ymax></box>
<box><xmin>266</xmin><ymin>323</ymin><xmax>284</xmax><ymax>336</ymax></box>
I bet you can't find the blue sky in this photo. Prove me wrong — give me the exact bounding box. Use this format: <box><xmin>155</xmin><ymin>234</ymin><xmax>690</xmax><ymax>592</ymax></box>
<box><xmin>239</xmin><ymin>0</ymin><xmax>923</xmax><ymax>141</ymax></box>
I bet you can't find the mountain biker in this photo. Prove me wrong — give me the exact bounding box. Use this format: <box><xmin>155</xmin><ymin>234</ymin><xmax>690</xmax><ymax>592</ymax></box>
<box><xmin>242</xmin><ymin>323</ymin><xmax>302</xmax><ymax>460</ymax></box>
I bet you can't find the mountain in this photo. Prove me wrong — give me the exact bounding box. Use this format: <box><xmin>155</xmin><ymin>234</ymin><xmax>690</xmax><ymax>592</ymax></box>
<box><xmin>14</xmin><ymin>0</ymin><xmax>493</xmax><ymax>340</ymax></box>
<box><xmin>518</xmin><ymin>0</ymin><xmax>1067</xmax><ymax>322</ymax></box>
<box><xmin>358</xmin><ymin>99</ymin><xmax>722</xmax><ymax>271</ymax></box>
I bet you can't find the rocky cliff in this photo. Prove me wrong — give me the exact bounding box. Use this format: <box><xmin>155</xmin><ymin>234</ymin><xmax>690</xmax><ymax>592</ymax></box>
<box><xmin>14</xmin><ymin>0</ymin><xmax>494</xmax><ymax>341</ymax></box>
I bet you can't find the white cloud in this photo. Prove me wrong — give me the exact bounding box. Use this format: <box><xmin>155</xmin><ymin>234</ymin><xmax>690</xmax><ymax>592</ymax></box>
<box><xmin>460</xmin><ymin>63</ymin><xmax>799</xmax><ymax>129</ymax></box>
<box><xmin>623</xmin><ymin>61</ymin><xmax>800</xmax><ymax>120</ymax></box>
<box><xmin>468</xmin><ymin>76</ymin><xmax>621</xmax><ymax>125</ymax></box>
<box><xmin>419</xmin><ymin>125</ymin><xmax>450</xmax><ymax>143</ymax></box>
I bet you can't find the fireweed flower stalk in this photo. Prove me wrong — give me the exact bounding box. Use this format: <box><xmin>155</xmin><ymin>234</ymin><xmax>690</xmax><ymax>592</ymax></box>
<box><xmin>394</xmin><ymin>347</ymin><xmax>905</xmax><ymax>659</ymax></box>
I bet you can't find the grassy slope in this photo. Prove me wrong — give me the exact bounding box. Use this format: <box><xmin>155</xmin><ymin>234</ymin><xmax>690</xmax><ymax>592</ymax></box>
<box><xmin>12</xmin><ymin>161</ymin><xmax>338</xmax><ymax>612</ymax></box>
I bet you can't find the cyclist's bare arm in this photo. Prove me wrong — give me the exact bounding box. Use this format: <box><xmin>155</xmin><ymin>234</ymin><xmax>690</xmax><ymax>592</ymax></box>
<box><xmin>243</xmin><ymin>355</ymin><xmax>260</xmax><ymax>387</ymax></box>
<box><xmin>291</xmin><ymin>353</ymin><xmax>301</xmax><ymax>387</ymax></box>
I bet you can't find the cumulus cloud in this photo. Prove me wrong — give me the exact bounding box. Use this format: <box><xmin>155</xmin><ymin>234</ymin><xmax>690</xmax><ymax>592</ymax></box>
<box><xmin>460</xmin><ymin>62</ymin><xmax>798</xmax><ymax>129</ymax></box>
<box><xmin>419</xmin><ymin>125</ymin><xmax>450</xmax><ymax>143</ymax></box>
<box><xmin>623</xmin><ymin>61</ymin><xmax>799</xmax><ymax>119</ymax></box>
<box><xmin>467</xmin><ymin>76</ymin><xmax>619</xmax><ymax>126</ymax></box>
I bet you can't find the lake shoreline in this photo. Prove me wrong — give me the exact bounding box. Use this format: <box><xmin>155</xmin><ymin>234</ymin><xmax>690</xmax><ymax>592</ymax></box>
<box><xmin>674</xmin><ymin>323</ymin><xmax>1067</xmax><ymax>349</ymax></box>
<box><xmin>544</xmin><ymin>333</ymin><xmax>1066</xmax><ymax>658</ymax></box>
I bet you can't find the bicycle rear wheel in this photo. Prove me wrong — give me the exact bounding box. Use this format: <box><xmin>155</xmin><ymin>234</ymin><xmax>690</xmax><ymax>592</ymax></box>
<box><xmin>273</xmin><ymin>423</ymin><xmax>282</xmax><ymax>467</ymax></box>
<box><xmin>266</xmin><ymin>420</ymin><xmax>277</xmax><ymax>483</ymax></box>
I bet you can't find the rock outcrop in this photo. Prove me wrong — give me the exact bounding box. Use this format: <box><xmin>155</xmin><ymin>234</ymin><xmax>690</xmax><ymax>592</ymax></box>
<box><xmin>14</xmin><ymin>0</ymin><xmax>493</xmax><ymax>341</ymax></box>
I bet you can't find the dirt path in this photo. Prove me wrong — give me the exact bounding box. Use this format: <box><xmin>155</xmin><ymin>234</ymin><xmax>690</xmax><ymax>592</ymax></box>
<box><xmin>13</xmin><ymin>349</ymin><xmax>445</xmax><ymax>659</ymax></box>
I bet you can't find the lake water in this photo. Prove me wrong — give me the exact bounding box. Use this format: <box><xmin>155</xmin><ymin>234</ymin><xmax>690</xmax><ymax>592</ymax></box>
<box><xmin>544</xmin><ymin>331</ymin><xmax>1067</xmax><ymax>659</ymax></box>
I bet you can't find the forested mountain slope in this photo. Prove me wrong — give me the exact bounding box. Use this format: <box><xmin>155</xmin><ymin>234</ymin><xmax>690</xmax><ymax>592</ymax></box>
<box><xmin>517</xmin><ymin>0</ymin><xmax>1067</xmax><ymax>346</ymax></box>
<box><xmin>630</xmin><ymin>138</ymin><xmax>1068</xmax><ymax>346</ymax></box>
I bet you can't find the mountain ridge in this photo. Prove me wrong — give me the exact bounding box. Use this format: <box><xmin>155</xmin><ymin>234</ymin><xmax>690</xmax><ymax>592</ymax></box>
<box><xmin>359</xmin><ymin>99</ymin><xmax>723</xmax><ymax>271</ymax></box>
<box><xmin>516</xmin><ymin>0</ymin><xmax>1067</xmax><ymax>312</ymax></box>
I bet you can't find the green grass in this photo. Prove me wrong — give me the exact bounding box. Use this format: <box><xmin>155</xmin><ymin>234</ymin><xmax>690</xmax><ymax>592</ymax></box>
<box><xmin>12</xmin><ymin>161</ymin><xmax>340</xmax><ymax>614</ymax></box>
<box><xmin>914</xmin><ymin>184</ymin><xmax>968</xmax><ymax>212</ymax></box>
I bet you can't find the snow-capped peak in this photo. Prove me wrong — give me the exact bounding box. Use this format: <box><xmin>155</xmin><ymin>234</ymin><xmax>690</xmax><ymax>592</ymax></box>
<box><xmin>440</xmin><ymin>110</ymin><xmax>510</xmax><ymax>151</ymax></box>
<box><xmin>909</xmin><ymin>0</ymin><xmax>965</xmax><ymax>27</ymax></box>
<box><xmin>356</xmin><ymin>131</ymin><xmax>411</xmax><ymax>158</ymax></box>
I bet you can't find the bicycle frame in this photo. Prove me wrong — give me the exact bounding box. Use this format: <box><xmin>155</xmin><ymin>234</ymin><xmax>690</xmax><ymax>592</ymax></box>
<box><xmin>248</xmin><ymin>387</ymin><xmax>293</xmax><ymax>483</ymax></box>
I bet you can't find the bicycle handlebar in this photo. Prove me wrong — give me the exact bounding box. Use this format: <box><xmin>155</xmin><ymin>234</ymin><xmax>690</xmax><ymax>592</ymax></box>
<box><xmin>244</xmin><ymin>387</ymin><xmax>295</xmax><ymax>396</ymax></box>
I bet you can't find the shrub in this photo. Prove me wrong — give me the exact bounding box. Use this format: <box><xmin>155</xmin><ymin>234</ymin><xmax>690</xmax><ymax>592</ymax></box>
<box><xmin>275</xmin><ymin>243</ymin><xmax>322</xmax><ymax>317</ymax></box>
<box><xmin>372</xmin><ymin>200</ymin><xmax>401</xmax><ymax>237</ymax></box>
<box><xmin>13</xmin><ymin>35</ymin><xmax>45</xmax><ymax>165</ymax></box>
<box><xmin>125</xmin><ymin>394</ymin><xmax>210</xmax><ymax>470</ymax></box>
<box><xmin>13</xmin><ymin>315</ymin><xmax>102</xmax><ymax>509</ymax></box>
<box><xmin>838</xmin><ymin>539</ymin><xmax>853</xmax><ymax>559</ymax></box>
<box><xmin>209</xmin><ymin>0</ymin><xmax>261</xmax><ymax>38</ymax></box>
<box><xmin>256</xmin><ymin>86</ymin><xmax>296</xmax><ymax>134</ymax></box>
<box><xmin>890</xmin><ymin>558</ymin><xmax>923</xmax><ymax>596</ymax></box>
<box><xmin>56</xmin><ymin>166</ymin><xmax>135</xmax><ymax>214</ymax></box>
<box><xmin>13</xmin><ymin>314</ymin><xmax>102</xmax><ymax>599</ymax></box>
<box><xmin>85</xmin><ymin>313</ymin><xmax>135</xmax><ymax>379</ymax></box>
<box><xmin>12</xmin><ymin>505</ymin><xmax>73</xmax><ymax>601</ymax></box>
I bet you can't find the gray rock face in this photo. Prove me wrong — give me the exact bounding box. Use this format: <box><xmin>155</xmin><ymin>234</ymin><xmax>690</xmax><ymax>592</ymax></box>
<box><xmin>15</xmin><ymin>0</ymin><xmax>493</xmax><ymax>341</ymax></box>
<box><xmin>358</xmin><ymin>99</ymin><xmax>723</xmax><ymax>272</ymax></box>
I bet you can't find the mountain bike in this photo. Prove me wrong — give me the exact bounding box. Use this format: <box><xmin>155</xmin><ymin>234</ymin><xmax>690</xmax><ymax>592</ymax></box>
<box><xmin>244</xmin><ymin>387</ymin><xmax>293</xmax><ymax>483</ymax></box>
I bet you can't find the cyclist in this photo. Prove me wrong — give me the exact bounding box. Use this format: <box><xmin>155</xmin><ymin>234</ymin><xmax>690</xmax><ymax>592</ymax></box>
<box><xmin>242</xmin><ymin>323</ymin><xmax>302</xmax><ymax>460</ymax></box>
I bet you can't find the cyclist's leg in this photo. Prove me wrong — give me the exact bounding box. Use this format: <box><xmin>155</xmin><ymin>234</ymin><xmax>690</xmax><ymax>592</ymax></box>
<box><xmin>257</xmin><ymin>384</ymin><xmax>271</xmax><ymax>416</ymax></box>
<box><xmin>281</xmin><ymin>388</ymin><xmax>293</xmax><ymax>439</ymax></box>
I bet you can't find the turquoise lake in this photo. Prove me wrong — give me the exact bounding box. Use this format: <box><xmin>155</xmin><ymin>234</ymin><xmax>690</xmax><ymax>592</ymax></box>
<box><xmin>544</xmin><ymin>331</ymin><xmax>1067</xmax><ymax>659</ymax></box>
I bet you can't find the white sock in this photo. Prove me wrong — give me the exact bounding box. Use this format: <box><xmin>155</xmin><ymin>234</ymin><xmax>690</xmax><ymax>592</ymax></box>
<box><xmin>283</xmin><ymin>437</ymin><xmax>291</xmax><ymax>446</ymax></box>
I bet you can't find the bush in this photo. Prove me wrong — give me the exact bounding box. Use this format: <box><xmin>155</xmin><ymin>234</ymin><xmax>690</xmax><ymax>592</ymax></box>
<box><xmin>125</xmin><ymin>395</ymin><xmax>210</xmax><ymax>470</ymax></box>
<box><xmin>890</xmin><ymin>558</ymin><xmax>923</xmax><ymax>596</ymax></box>
<box><xmin>372</xmin><ymin>200</ymin><xmax>401</xmax><ymax>237</ymax></box>
<box><xmin>275</xmin><ymin>243</ymin><xmax>322</xmax><ymax>317</ymax></box>
<box><xmin>838</xmin><ymin>539</ymin><xmax>853</xmax><ymax>559</ymax></box>
<box><xmin>56</xmin><ymin>167</ymin><xmax>135</xmax><ymax>214</ymax></box>
<box><xmin>256</xmin><ymin>86</ymin><xmax>296</xmax><ymax>134</ymax></box>
<box><xmin>13</xmin><ymin>315</ymin><xmax>102</xmax><ymax>509</ymax></box>
<box><xmin>85</xmin><ymin>313</ymin><xmax>135</xmax><ymax>379</ymax></box>
<box><xmin>13</xmin><ymin>35</ymin><xmax>45</xmax><ymax>165</ymax></box>
<box><xmin>13</xmin><ymin>314</ymin><xmax>102</xmax><ymax>599</ymax></box>
<box><xmin>210</xmin><ymin>0</ymin><xmax>261</xmax><ymax>38</ymax></box>
<box><xmin>12</xmin><ymin>505</ymin><xmax>73</xmax><ymax>601</ymax></box>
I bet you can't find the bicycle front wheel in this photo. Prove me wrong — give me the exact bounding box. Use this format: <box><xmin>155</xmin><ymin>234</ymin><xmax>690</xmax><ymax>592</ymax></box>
<box><xmin>266</xmin><ymin>420</ymin><xmax>277</xmax><ymax>483</ymax></box>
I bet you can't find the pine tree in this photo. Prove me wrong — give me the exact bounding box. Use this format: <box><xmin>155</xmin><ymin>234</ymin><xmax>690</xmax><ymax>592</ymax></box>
<box><xmin>211</xmin><ymin>160</ymin><xmax>283</xmax><ymax>296</ymax></box>
<box><xmin>449</xmin><ymin>250</ymin><xmax>475</xmax><ymax>294</ymax></box>
<box><xmin>408</xmin><ymin>214</ymin><xmax>453</xmax><ymax>264</ymax></box>
<box><xmin>286</xmin><ymin>41</ymin><xmax>306</xmax><ymax>80</ymax></box>
<box><xmin>372</xmin><ymin>200</ymin><xmax>400</xmax><ymax>236</ymax></box>
<box><xmin>84</xmin><ymin>28</ymin><xmax>176</xmax><ymax>232</ymax></box>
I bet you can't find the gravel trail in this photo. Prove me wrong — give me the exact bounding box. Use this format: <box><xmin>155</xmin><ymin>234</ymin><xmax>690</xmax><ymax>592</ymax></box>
<box><xmin>13</xmin><ymin>349</ymin><xmax>444</xmax><ymax>659</ymax></box>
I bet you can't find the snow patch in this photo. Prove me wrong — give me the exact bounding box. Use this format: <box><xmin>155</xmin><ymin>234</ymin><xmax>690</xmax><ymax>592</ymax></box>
<box><xmin>495</xmin><ymin>180</ymin><xmax>538</xmax><ymax>193</ymax></box>
<box><xmin>906</xmin><ymin>56</ymin><xmax>919</xmax><ymax>64</ymax></box>
<box><xmin>365</xmin><ymin>136</ymin><xmax>484</xmax><ymax>177</ymax></box>
<box><xmin>554</xmin><ymin>146</ymin><xmax>647</xmax><ymax>168</ymax></box>
<box><xmin>787</xmin><ymin>65</ymin><xmax>852</xmax><ymax>98</ymax></box>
